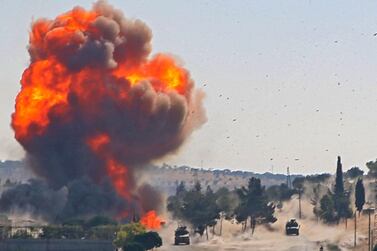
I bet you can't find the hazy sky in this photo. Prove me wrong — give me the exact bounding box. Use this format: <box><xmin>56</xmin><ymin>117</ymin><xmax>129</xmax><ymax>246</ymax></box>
<box><xmin>1</xmin><ymin>0</ymin><xmax>377</xmax><ymax>174</ymax></box>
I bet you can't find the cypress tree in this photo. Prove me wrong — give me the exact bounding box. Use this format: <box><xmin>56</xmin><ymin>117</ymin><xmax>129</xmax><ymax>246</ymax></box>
<box><xmin>355</xmin><ymin>178</ymin><xmax>365</xmax><ymax>214</ymax></box>
<box><xmin>335</xmin><ymin>156</ymin><xmax>344</xmax><ymax>195</ymax></box>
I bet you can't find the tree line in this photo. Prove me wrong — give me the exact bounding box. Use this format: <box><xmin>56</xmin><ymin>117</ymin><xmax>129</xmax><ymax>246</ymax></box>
<box><xmin>167</xmin><ymin>177</ymin><xmax>278</xmax><ymax>237</ymax></box>
<box><xmin>168</xmin><ymin>156</ymin><xmax>369</xmax><ymax>238</ymax></box>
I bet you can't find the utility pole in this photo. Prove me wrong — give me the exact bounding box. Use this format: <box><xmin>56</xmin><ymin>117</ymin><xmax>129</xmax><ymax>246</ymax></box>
<box><xmin>370</xmin><ymin>210</ymin><xmax>371</xmax><ymax>251</ymax></box>
<box><xmin>286</xmin><ymin>167</ymin><xmax>292</xmax><ymax>189</ymax></box>
<box><xmin>365</xmin><ymin>208</ymin><xmax>375</xmax><ymax>251</ymax></box>
<box><xmin>298</xmin><ymin>188</ymin><xmax>302</xmax><ymax>219</ymax></box>
<box><xmin>373</xmin><ymin>214</ymin><xmax>377</xmax><ymax>251</ymax></box>
<box><xmin>354</xmin><ymin>212</ymin><xmax>356</xmax><ymax>248</ymax></box>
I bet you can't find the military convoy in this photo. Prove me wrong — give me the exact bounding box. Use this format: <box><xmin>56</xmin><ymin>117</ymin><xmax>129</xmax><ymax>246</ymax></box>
<box><xmin>172</xmin><ymin>219</ymin><xmax>298</xmax><ymax>247</ymax></box>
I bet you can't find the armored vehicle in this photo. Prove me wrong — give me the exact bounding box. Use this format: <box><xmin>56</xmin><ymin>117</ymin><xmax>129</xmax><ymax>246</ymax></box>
<box><xmin>285</xmin><ymin>218</ymin><xmax>299</xmax><ymax>235</ymax></box>
<box><xmin>174</xmin><ymin>226</ymin><xmax>190</xmax><ymax>245</ymax></box>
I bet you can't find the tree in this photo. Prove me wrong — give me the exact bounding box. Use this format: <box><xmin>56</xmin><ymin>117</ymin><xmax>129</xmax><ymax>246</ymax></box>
<box><xmin>85</xmin><ymin>215</ymin><xmax>117</xmax><ymax>228</ymax></box>
<box><xmin>366</xmin><ymin>159</ymin><xmax>377</xmax><ymax>177</ymax></box>
<box><xmin>215</xmin><ymin>187</ymin><xmax>238</xmax><ymax>235</ymax></box>
<box><xmin>167</xmin><ymin>183</ymin><xmax>220</xmax><ymax>239</ymax></box>
<box><xmin>235</xmin><ymin>177</ymin><xmax>276</xmax><ymax>234</ymax></box>
<box><xmin>345</xmin><ymin>167</ymin><xmax>364</xmax><ymax>179</ymax></box>
<box><xmin>355</xmin><ymin>178</ymin><xmax>365</xmax><ymax>215</ymax></box>
<box><xmin>334</xmin><ymin>156</ymin><xmax>352</xmax><ymax>223</ymax></box>
<box><xmin>40</xmin><ymin>225</ymin><xmax>84</xmax><ymax>239</ymax></box>
<box><xmin>194</xmin><ymin>181</ymin><xmax>202</xmax><ymax>192</ymax></box>
<box><xmin>335</xmin><ymin>156</ymin><xmax>344</xmax><ymax>195</ymax></box>
<box><xmin>87</xmin><ymin>225</ymin><xmax>118</xmax><ymax>240</ymax></box>
<box><xmin>292</xmin><ymin>174</ymin><xmax>331</xmax><ymax>189</ymax></box>
<box><xmin>311</xmin><ymin>183</ymin><xmax>327</xmax><ymax>221</ymax></box>
<box><xmin>318</xmin><ymin>193</ymin><xmax>337</xmax><ymax>223</ymax></box>
<box><xmin>266</xmin><ymin>183</ymin><xmax>294</xmax><ymax>205</ymax></box>
<box><xmin>176</xmin><ymin>181</ymin><xmax>186</xmax><ymax>196</ymax></box>
<box><xmin>318</xmin><ymin>157</ymin><xmax>352</xmax><ymax>224</ymax></box>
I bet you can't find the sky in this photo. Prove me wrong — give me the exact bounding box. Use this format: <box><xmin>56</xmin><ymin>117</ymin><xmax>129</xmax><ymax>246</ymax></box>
<box><xmin>1</xmin><ymin>0</ymin><xmax>377</xmax><ymax>175</ymax></box>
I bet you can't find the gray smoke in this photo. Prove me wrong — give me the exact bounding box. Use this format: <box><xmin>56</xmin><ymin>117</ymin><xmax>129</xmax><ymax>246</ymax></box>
<box><xmin>29</xmin><ymin>1</ymin><xmax>152</xmax><ymax>71</ymax></box>
<box><xmin>8</xmin><ymin>0</ymin><xmax>206</xmax><ymax>221</ymax></box>
<box><xmin>0</xmin><ymin>179</ymin><xmax>66</xmax><ymax>221</ymax></box>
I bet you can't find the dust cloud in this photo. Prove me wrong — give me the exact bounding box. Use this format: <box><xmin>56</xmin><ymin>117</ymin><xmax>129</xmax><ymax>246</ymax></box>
<box><xmin>159</xmin><ymin>198</ymin><xmax>367</xmax><ymax>251</ymax></box>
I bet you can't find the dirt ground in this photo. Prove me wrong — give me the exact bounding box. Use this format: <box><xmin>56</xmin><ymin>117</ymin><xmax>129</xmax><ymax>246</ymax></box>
<box><xmin>158</xmin><ymin>199</ymin><xmax>372</xmax><ymax>251</ymax></box>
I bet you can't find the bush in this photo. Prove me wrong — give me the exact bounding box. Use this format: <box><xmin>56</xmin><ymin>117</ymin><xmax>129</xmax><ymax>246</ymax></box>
<box><xmin>113</xmin><ymin>223</ymin><xmax>146</xmax><ymax>248</ymax></box>
<box><xmin>134</xmin><ymin>231</ymin><xmax>162</xmax><ymax>250</ymax></box>
<box><xmin>40</xmin><ymin>225</ymin><xmax>84</xmax><ymax>239</ymax></box>
<box><xmin>123</xmin><ymin>242</ymin><xmax>145</xmax><ymax>251</ymax></box>
<box><xmin>327</xmin><ymin>243</ymin><xmax>341</xmax><ymax>251</ymax></box>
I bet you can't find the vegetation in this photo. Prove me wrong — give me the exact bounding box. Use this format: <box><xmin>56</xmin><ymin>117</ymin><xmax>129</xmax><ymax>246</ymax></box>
<box><xmin>317</xmin><ymin>157</ymin><xmax>352</xmax><ymax>224</ymax></box>
<box><xmin>266</xmin><ymin>183</ymin><xmax>295</xmax><ymax>207</ymax></box>
<box><xmin>123</xmin><ymin>242</ymin><xmax>146</xmax><ymax>251</ymax></box>
<box><xmin>292</xmin><ymin>173</ymin><xmax>331</xmax><ymax>190</ymax></box>
<box><xmin>355</xmin><ymin>178</ymin><xmax>365</xmax><ymax>215</ymax></box>
<box><xmin>134</xmin><ymin>231</ymin><xmax>162</xmax><ymax>250</ymax></box>
<box><xmin>113</xmin><ymin>223</ymin><xmax>146</xmax><ymax>248</ymax></box>
<box><xmin>40</xmin><ymin>225</ymin><xmax>85</xmax><ymax>239</ymax></box>
<box><xmin>167</xmin><ymin>181</ymin><xmax>221</xmax><ymax>238</ymax></box>
<box><xmin>215</xmin><ymin>187</ymin><xmax>239</xmax><ymax>235</ymax></box>
<box><xmin>112</xmin><ymin>223</ymin><xmax>162</xmax><ymax>251</ymax></box>
<box><xmin>235</xmin><ymin>177</ymin><xmax>277</xmax><ymax>234</ymax></box>
<box><xmin>366</xmin><ymin>159</ymin><xmax>377</xmax><ymax>177</ymax></box>
<box><xmin>345</xmin><ymin>167</ymin><xmax>364</xmax><ymax>179</ymax></box>
<box><xmin>168</xmin><ymin>177</ymin><xmax>277</xmax><ymax>237</ymax></box>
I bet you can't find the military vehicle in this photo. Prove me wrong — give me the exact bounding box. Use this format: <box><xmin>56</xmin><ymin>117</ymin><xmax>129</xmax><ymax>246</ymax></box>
<box><xmin>285</xmin><ymin>218</ymin><xmax>299</xmax><ymax>235</ymax></box>
<box><xmin>174</xmin><ymin>225</ymin><xmax>190</xmax><ymax>245</ymax></box>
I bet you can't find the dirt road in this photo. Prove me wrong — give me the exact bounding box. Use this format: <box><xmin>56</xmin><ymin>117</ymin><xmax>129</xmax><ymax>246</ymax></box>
<box><xmin>159</xmin><ymin>200</ymin><xmax>367</xmax><ymax>251</ymax></box>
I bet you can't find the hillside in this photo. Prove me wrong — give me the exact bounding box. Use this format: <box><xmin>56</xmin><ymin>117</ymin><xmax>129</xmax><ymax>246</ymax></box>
<box><xmin>147</xmin><ymin>164</ymin><xmax>303</xmax><ymax>196</ymax></box>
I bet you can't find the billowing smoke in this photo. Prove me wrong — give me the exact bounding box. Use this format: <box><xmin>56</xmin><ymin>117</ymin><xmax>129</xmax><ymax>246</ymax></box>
<box><xmin>5</xmin><ymin>0</ymin><xmax>205</xmax><ymax>225</ymax></box>
<box><xmin>0</xmin><ymin>179</ymin><xmax>67</xmax><ymax>221</ymax></box>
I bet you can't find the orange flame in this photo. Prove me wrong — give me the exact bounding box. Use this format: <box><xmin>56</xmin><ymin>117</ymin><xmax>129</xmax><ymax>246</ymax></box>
<box><xmin>12</xmin><ymin>7</ymin><xmax>190</xmax><ymax>141</ymax></box>
<box><xmin>87</xmin><ymin>134</ymin><xmax>130</xmax><ymax>200</ymax></box>
<box><xmin>12</xmin><ymin>2</ymin><xmax>198</xmax><ymax>224</ymax></box>
<box><xmin>140</xmin><ymin>210</ymin><xmax>164</xmax><ymax>229</ymax></box>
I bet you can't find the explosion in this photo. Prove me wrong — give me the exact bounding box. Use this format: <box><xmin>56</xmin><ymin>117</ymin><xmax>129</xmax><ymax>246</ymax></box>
<box><xmin>9</xmin><ymin>1</ymin><xmax>205</xmax><ymax>228</ymax></box>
